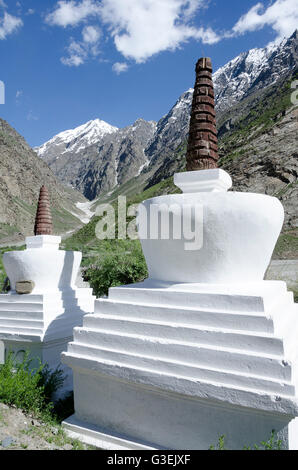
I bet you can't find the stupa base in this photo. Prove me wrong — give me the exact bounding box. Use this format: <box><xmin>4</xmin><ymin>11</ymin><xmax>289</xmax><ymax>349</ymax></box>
<box><xmin>62</xmin><ymin>280</ymin><xmax>298</xmax><ymax>449</ymax></box>
<box><xmin>63</xmin><ymin>415</ymin><xmax>157</xmax><ymax>450</ymax></box>
<box><xmin>63</xmin><ymin>371</ymin><xmax>298</xmax><ymax>450</ymax></box>
<box><xmin>0</xmin><ymin>288</ymin><xmax>95</xmax><ymax>397</ymax></box>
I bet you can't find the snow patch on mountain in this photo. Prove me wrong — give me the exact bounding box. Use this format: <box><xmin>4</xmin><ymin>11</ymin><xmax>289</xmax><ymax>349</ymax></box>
<box><xmin>37</xmin><ymin>119</ymin><xmax>118</xmax><ymax>157</ymax></box>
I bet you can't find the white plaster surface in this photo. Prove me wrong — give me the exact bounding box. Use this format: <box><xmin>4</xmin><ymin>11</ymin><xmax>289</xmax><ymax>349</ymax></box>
<box><xmin>174</xmin><ymin>169</ymin><xmax>232</xmax><ymax>193</ymax></box>
<box><xmin>61</xmin><ymin>170</ymin><xmax>298</xmax><ymax>449</ymax></box>
<box><xmin>62</xmin><ymin>280</ymin><xmax>298</xmax><ymax>449</ymax></box>
<box><xmin>0</xmin><ymin>235</ymin><xmax>95</xmax><ymax>396</ymax></box>
<box><xmin>139</xmin><ymin>191</ymin><xmax>284</xmax><ymax>284</ymax></box>
<box><xmin>3</xmin><ymin>236</ymin><xmax>82</xmax><ymax>294</ymax></box>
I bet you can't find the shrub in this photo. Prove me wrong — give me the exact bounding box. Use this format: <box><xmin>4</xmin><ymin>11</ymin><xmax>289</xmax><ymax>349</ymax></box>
<box><xmin>209</xmin><ymin>431</ymin><xmax>283</xmax><ymax>450</ymax></box>
<box><xmin>53</xmin><ymin>392</ymin><xmax>75</xmax><ymax>423</ymax></box>
<box><xmin>0</xmin><ymin>352</ymin><xmax>64</xmax><ymax>418</ymax></box>
<box><xmin>84</xmin><ymin>243</ymin><xmax>148</xmax><ymax>297</ymax></box>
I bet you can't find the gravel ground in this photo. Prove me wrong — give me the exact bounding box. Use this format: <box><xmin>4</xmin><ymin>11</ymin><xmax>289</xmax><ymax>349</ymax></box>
<box><xmin>0</xmin><ymin>403</ymin><xmax>93</xmax><ymax>450</ymax></box>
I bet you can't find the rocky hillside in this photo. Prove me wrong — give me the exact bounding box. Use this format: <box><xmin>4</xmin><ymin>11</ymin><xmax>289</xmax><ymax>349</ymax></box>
<box><xmin>145</xmin><ymin>68</ymin><xmax>298</xmax><ymax>230</ymax></box>
<box><xmin>0</xmin><ymin>119</ymin><xmax>88</xmax><ymax>244</ymax></box>
<box><xmin>214</xmin><ymin>30</ymin><xmax>298</xmax><ymax>113</ymax></box>
<box><xmin>37</xmin><ymin>118</ymin><xmax>156</xmax><ymax>200</ymax></box>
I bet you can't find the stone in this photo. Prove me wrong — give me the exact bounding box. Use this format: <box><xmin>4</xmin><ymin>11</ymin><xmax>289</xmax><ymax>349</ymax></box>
<box><xmin>63</xmin><ymin>443</ymin><xmax>73</xmax><ymax>450</ymax></box>
<box><xmin>16</xmin><ymin>280</ymin><xmax>35</xmax><ymax>295</ymax></box>
<box><xmin>1</xmin><ymin>437</ymin><xmax>16</xmax><ymax>448</ymax></box>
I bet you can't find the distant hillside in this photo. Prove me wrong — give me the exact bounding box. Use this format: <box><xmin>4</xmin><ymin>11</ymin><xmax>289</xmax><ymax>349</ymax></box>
<box><xmin>0</xmin><ymin>118</ymin><xmax>88</xmax><ymax>244</ymax></box>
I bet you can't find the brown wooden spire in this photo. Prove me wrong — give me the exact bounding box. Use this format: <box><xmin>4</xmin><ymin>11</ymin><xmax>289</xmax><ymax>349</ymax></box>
<box><xmin>34</xmin><ymin>186</ymin><xmax>53</xmax><ymax>236</ymax></box>
<box><xmin>186</xmin><ymin>57</ymin><xmax>219</xmax><ymax>171</ymax></box>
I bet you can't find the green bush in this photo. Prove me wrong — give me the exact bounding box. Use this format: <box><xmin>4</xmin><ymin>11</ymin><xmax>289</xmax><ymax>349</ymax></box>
<box><xmin>84</xmin><ymin>242</ymin><xmax>148</xmax><ymax>297</ymax></box>
<box><xmin>0</xmin><ymin>352</ymin><xmax>64</xmax><ymax>418</ymax></box>
<box><xmin>209</xmin><ymin>431</ymin><xmax>283</xmax><ymax>450</ymax></box>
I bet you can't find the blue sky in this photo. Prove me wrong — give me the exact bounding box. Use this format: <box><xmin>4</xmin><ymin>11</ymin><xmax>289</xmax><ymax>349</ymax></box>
<box><xmin>0</xmin><ymin>0</ymin><xmax>297</xmax><ymax>147</ymax></box>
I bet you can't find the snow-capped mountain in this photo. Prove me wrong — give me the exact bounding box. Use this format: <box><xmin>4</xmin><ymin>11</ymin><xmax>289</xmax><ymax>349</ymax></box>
<box><xmin>37</xmin><ymin>119</ymin><xmax>118</xmax><ymax>163</ymax></box>
<box><xmin>37</xmin><ymin>118</ymin><xmax>156</xmax><ymax>200</ymax></box>
<box><xmin>213</xmin><ymin>31</ymin><xmax>298</xmax><ymax>112</ymax></box>
<box><xmin>37</xmin><ymin>30</ymin><xmax>297</xmax><ymax>200</ymax></box>
<box><xmin>141</xmin><ymin>30</ymin><xmax>297</xmax><ymax>186</ymax></box>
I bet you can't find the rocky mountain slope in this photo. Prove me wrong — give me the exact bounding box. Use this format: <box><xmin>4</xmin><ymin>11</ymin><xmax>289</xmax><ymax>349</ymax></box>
<box><xmin>213</xmin><ymin>31</ymin><xmax>298</xmax><ymax>113</ymax></box>
<box><xmin>37</xmin><ymin>118</ymin><xmax>156</xmax><ymax>200</ymax></box>
<box><xmin>143</xmin><ymin>31</ymin><xmax>298</xmax><ymax>183</ymax></box>
<box><xmin>0</xmin><ymin>118</ymin><xmax>89</xmax><ymax>244</ymax></box>
<box><xmin>142</xmin><ymin>65</ymin><xmax>298</xmax><ymax>226</ymax></box>
<box><xmin>37</xmin><ymin>31</ymin><xmax>298</xmax><ymax>204</ymax></box>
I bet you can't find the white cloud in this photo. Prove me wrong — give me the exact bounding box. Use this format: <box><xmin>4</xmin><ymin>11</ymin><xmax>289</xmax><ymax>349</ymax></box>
<box><xmin>82</xmin><ymin>24</ymin><xmax>101</xmax><ymax>43</ymax></box>
<box><xmin>27</xmin><ymin>110</ymin><xmax>39</xmax><ymax>121</ymax></box>
<box><xmin>61</xmin><ymin>39</ymin><xmax>87</xmax><ymax>66</ymax></box>
<box><xmin>232</xmin><ymin>0</ymin><xmax>298</xmax><ymax>43</ymax></box>
<box><xmin>47</xmin><ymin>0</ymin><xmax>220</xmax><ymax>65</ymax></box>
<box><xmin>99</xmin><ymin>0</ymin><xmax>220</xmax><ymax>63</ymax></box>
<box><xmin>16</xmin><ymin>90</ymin><xmax>23</xmax><ymax>105</ymax></box>
<box><xmin>0</xmin><ymin>11</ymin><xmax>23</xmax><ymax>39</ymax></box>
<box><xmin>61</xmin><ymin>26</ymin><xmax>101</xmax><ymax>66</ymax></box>
<box><xmin>46</xmin><ymin>0</ymin><xmax>101</xmax><ymax>27</ymax></box>
<box><xmin>112</xmin><ymin>62</ymin><xmax>129</xmax><ymax>74</ymax></box>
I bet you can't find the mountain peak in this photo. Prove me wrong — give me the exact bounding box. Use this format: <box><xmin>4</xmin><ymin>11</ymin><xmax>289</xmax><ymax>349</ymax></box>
<box><xmin>36</xmin><ymin>118</ymin><xmax>118</xmax><ymax>157</ymax></box>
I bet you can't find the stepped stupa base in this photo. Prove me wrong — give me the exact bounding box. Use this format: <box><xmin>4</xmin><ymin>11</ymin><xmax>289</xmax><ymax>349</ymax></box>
<box><xmin>62</xmin><ymin>280</ymin><xmax>298</xmax><ymax>449</ymax></box>
<box><xmin>0</xmin><ymin>288</ymin><xmax>95</xmax><ymax>397</ymax></box>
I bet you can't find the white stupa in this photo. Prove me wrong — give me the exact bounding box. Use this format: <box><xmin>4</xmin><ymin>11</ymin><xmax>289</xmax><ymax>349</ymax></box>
<box><xmin>0</xmin><ymin>186</ymin><xmax>95</xmax><ymax>395</ymax></box>
<box><xmin>61</xmin><ymin>59</ymin><xmax>298</xmax><ymax>449</ymax></box>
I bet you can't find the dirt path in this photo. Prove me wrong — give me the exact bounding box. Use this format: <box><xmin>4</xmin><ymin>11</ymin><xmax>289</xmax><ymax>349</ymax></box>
<box><xmin>0</xmin><ymin>403</ymin><xmax>93</xmax><ymax>450</ymax></box>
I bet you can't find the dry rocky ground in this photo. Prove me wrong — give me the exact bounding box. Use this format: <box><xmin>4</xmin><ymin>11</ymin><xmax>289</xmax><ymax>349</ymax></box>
<box><xmin>0</xmin><ymin>403</ymin><xmax>93</xmax><ymax>451</ymax></box>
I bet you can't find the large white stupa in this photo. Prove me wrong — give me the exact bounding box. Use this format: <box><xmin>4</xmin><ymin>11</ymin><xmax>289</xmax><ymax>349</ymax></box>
<box><xmin>61</xmin><ymin>59</ymin><xmax>298</xmax><ymax>449</ymax></box>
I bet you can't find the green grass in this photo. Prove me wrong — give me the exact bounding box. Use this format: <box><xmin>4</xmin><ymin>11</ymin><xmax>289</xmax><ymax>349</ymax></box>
<box><xmin>209</xmin><ymin>431</ymin><xmax>283</xmax><ymax>450</ymax></box>
<box><xmin>219</xmin><ymin>148</ymin><xmax>250</xmax><ymax>166</ymax></box>
<box><xmin>0</xmin><ymin>224</ymin><xmax>20</xmax><ymax>239</ymax></box>
<box><xmin>51</xmin><ymin>207</ymin><xmax>83</xmax><ymax>234</ymax></box>
<box><xmin>9</xmin><ymin>198</ymin><xmax>82</xmax><ymax>237</ymax></box>
<box><xmin>218</xmin><ymin>70</ymin><xmax>298</xmax><ymax>160</ymax></box>
<box><xmin>0</xmin><ymin>353</ymin><xmax>94</xmax><ymax>449</ymax></box>
<box><xmin>12</xmin><ymin>197</ymin><xmax>36</xmax><ymax>217</ymax></box>
<box><xmin>0</xmin><ymin>353</ymin><xmax>63</xmax><ymax>418</ymax></box>
<box><xmin>272</xmin><ymin>230</ymin><xmax>298</xmax><ymax>260</ymax></box>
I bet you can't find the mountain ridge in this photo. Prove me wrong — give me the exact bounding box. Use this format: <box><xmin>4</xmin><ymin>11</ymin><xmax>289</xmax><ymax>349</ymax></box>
<box><xmin>36</xmin><ymin>30</ymin><xmax>298</xmax><ymax>202</ymax></box>
<box><xmin>0</xmin><ymin>118</ymin><xmax>90</xmax><ymax>244</ymax></box>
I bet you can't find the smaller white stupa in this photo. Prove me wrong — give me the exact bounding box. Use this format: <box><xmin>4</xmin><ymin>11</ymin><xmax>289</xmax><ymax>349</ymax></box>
<box><xmin>0</xmin><ymin>186</ymin><xmax>95</xmax><ymax>395</ymax></box>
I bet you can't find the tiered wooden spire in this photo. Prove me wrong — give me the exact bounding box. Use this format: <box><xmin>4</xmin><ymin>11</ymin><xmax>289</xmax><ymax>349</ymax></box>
<box><xmin>186</xmin><ymin>57</ymin><xmax>219</xmax><ymax>171</ymax></box>
<box><xmin>34</xmin><ymin>186</ymin><xmax>53</xmax><ymax>236</ymax></box>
